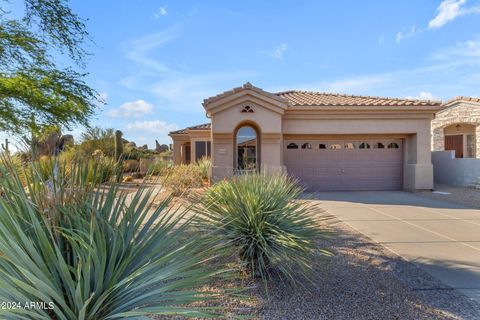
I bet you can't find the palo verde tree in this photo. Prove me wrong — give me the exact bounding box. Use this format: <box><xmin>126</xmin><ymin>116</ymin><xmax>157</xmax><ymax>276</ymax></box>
<box><xmin>0</xmin><ymin>0</ymin><xmax>100</xmax><ymax>139</ymax></box>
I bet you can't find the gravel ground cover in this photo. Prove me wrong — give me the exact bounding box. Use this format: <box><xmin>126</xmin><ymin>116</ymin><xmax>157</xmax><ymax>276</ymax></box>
<box><xmin>155</xmin><ymin>219</ymin><xmax>480</xmax><ymax>319</ymax></box>
<box><xmin>415</xmin><ymin>184</ymin><xmax>480</xmax><ymax>209</ymax></box>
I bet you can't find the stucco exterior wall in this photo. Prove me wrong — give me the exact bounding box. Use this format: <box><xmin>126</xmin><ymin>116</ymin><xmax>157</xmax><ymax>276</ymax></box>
<box><xmin>432</xmin><ymin>103</ymin><xmax>480</xmax><ymax>158</ymax></box>
<box><xmin>432</xmin><ymin>151</ymin><xmax>480</xmax><ymax>186</ymax></box>
<box><xmin>171</xmin><ymin>84</ymin><xmax>442</xmax><ymax>191</ymax></box>
<box><xmin>210</xmin><ymin>101</ymin><xmax>284</xmax><ymax>181</ymax></box>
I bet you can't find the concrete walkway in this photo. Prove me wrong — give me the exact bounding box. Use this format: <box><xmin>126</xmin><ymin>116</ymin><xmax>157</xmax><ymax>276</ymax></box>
<box><xmin>313</xmin><ymin>191</ymin><xmax>480</xmax><ymax>303</ymax></box>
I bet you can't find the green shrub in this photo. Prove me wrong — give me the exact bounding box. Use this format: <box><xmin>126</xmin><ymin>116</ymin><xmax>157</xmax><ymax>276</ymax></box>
<box><xmin>195</xmin><ymin>172</ymin><xmax>331</xmax><ymax>284</ymax></box>
<box><xmin>148</xmin><ymin>158</ymin><xmax>173</xmax><ymax>176</ymax></box>
<box><xmin>162</xmin><ymin>164</ymin><xmax>204</xmax><ymax>196</ymax></box>
<box><xmin>196</xmin><ymin>156</ymin><xmax>212</xmax><ymax>180</ymax></box>
<box><xmin>0</xmin><ymin>157</ymin><xmax>232</xmax><ymax>319</ymax></box>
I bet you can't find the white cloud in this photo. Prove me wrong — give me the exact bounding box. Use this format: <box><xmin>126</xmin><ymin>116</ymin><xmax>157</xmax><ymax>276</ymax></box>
<box><xmin>405</xmin><ymin>91</ymin><xmax>436</xmax><ymax>100</ymax></box>
<box><xmin>154</xmin><ymin>6</ymin><xmax>168</xmax><ymax>18</ymax></box>
<box><xmin>270</xmin><ymin>43</ymin><xmax>288</xmax><ymax>61</ymax></box>
<box><xmin>108</xmin><ymin>99</ymin><xmax>154</xmax><ymax>118</ymax></box>
<box><xmin>126</xmin><ymin>120</ymin><xmax>178</xmax><ymax>135</ymax></box>
<box><xmin>428</xmin><ymin>0</ymin><xmax>480</xmax><ymax>29</ymax></box>
<box><xmin>396</xmin><ymin>25</ymin><xmax>421</xmax><ymax>43</ymax></box>
<box><xmin>431</xmin><ymin>39</ymin><xmax>480</xmax><ymax>59</ymax></box>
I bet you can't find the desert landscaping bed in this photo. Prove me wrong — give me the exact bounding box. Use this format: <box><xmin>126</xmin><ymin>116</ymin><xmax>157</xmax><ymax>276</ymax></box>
<box><xmin>415</xmin><ymin>184</ymin><xmax>480</xmax><ymax>209</ymax></box>
<box><xmin>156</xmin><ymin>219</ymin><xmax>480</xmax><ymax>320</ymax></box>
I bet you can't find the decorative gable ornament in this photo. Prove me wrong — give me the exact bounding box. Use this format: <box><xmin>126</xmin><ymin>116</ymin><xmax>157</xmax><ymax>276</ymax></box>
<box><xmin>241</xmin><ymin>105</ymin><xmax>254</xmax><ymax>113</ymax></box>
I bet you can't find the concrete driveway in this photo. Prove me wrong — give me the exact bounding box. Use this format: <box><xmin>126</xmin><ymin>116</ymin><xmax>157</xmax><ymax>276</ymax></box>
<box><xmin>314</xmin><ymin>191</ymin><xmax>480</xmax><ymax>303</ymax></box>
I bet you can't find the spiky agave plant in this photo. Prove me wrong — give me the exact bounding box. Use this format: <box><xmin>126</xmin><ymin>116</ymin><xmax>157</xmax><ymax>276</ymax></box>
<box><xmin>0</xmin><ymin>156</ymin><xmax>231</xmax><ymax>319</ymax></box>
<box><xmin>194</xmin><ymin>172</ymin><xmax>332</xmax><ymax>285</ymax></box>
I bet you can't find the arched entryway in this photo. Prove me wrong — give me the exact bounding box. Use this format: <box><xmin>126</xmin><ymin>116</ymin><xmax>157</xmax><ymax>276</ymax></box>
<box><xmin>234</xmin><ymin>124</ymin><xmax>260</xmax><ymax>172</ymax></box>
<box><xmin>433</xmin><ymin>122</ymin><xmax>478</xmax><ymax>158</ymax></box>
<box><xmin>443</xmin><ymin>123</ymin><xmax>476</xmax><ymax>158</ymax></box>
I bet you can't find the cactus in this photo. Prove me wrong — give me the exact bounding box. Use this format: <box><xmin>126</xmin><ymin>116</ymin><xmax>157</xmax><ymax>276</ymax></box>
<box><xmin>114</xmin><ymin>130</ymin><xmax>123</xmax><ymax>162</ymax></box>
<box><xmin>1</xmin><ymin>138</ymin><xmax>9</xmax><ymax>153</ymax></box>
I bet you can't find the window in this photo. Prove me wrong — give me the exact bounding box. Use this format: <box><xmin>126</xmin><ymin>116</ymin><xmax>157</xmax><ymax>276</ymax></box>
<box><xmin>318</xmin><ymin>143</ymin><xmax>327</xmax><ymax>149</ymax></box>
<box><xmin>329</xmin><ymin>143</ymin><xmax>342</xmax><ymax>149</ymax></box>
<box><xmin>345</xmin><ymin>142</ymin><xmax>356</xmax><ymax>149</ymax></box>
<box><xmin>195</xmin><ymin>141</ymin><xmax>211</xmax><ymax>161</ymax></box>
<box><xmin>241</xmin><ymin>105</ymin><xmax>254</xmax><ymax>113</ymax></box>
<box><xmin>388</xmin><ymin>142</ymin><xmax>399</xmax><ymax>149</ymax></box>
<box><xmin>301</xmin><ymin>142</ymin><xmax>312</xmax><ymax>149</ymax></box>
<box><xmin>237</xmin><ymin>126</ymin><xmax>257</xmax><ymax>170</ymax></box>
<box><xmin>287</xmin><ymin>143</ymin><xmax>299</xmax><ymax>149</ymax></box>
<box><xmin>359</xmin><ymin>142</ymin><xmax>370</xmax><ymax>149</ymax></box>
<box><xmin>374</xmin><ymin>142</ymin><xmax>385</xmax><ymax>149</ymax></box>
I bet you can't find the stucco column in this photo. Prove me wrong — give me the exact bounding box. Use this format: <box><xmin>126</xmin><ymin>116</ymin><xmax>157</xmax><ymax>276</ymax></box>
<box><xmin>170</xmin><ymin>135</ymin><xmax>189</xmax><ymax>165</ymax></box>
<box><xmin>404</xmin><ymin>132</ymin><xmax>434</xmax><ymax>190</ymax></box>
<box><xmin>172</xmin><ymin>142</ymin><xmax>182</xmax><ymax>165</ymax></box>
<box><xmin>260</xmin><ymin>133</ymin><xmax>286</xmax><ymax>174</ymax></box>
<box><xmin>476</xmin><ymin>125</ymin><xmax>480</xmax><ymax>158</ymax></box>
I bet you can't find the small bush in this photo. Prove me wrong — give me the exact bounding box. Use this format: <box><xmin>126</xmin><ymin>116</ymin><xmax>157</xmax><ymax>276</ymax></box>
<box><xmin>147</xmin><ymin>158</ymin><xmax>173</xmax><ymax>176</ymax></box>
<box><xmin>123</xmin><ymin>159</ymin><xmax>140</xmax><ymax>172</ymax></box>
<box><xmin>162</xmin><ymin>164</ymin><xmax>204</xmax><ymax>196</ymax></box>
<box><xmin>196</xmin><ymin>156</ymin><xmax>211</xmax><ymax>180</ymax></box>
<box><xmin>195</xmin><ymin>172</ymin><xmax>331</xmax><ymax>284</ymax></box>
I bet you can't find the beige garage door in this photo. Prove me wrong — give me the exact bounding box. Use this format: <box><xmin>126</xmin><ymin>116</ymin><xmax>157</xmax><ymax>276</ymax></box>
<box><xmin>284</xmin><ymin>139</ymin><xmax>403</xmax><ymax>191</ymax></box>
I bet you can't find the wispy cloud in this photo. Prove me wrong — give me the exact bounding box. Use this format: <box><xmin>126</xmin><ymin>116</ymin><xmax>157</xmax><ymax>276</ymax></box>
<box><xmin>396</xmin><ymin>25</ymin><xmax>421</xmax><ymax>43</ymax></box>
<box><xmin>405</xmin><ymin>91</ymin><xmax>436</xmax><ymax>100</ymax></box>
<box><xmin>120</xmin><ymin>30</ymin><xmax>256</xmax><ymax>113</ymax></box>
<box><xmin>126</xmin><ymin>120</ymin><xmax>178</xmax><ymax>135</ymax></box>
<box><xmin>108</xmin><ymin>99</ymin><xmax>154</xmax><ymax>118</ymax></box>
<box><xmin>269</xmin><ymin>43</ymin><xmax>288</xmax><ymax>61</ymax></box>
<box><xmin>396</xmin><ymin>1</ymin><xmax>480</xmax><ymax>43</ymax></box>
<box><xmin>126</xmin><ymin>28</ymin><xmax>180</xmax><ymax>74</ymax></box>
<box><xmin>429</xmin><ymin>0</ymin><xmax>480</xmax><ymax>29</ymax></box>
<box><xmin>154</xmin><ymin>6</ymin><xmax>168</xmax><ymax>18</ymax></box>
<box><xmin>431</xmin><ymin>38</ymin><xmax>480</xmax><ymax>59</ymax></box>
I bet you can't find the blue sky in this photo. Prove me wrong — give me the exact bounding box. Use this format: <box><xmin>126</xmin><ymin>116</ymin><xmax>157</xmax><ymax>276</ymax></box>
<box><xmin>3</xmin><ymin>0</ymin><xmax>480</xmax><ymax>150</ymax></box>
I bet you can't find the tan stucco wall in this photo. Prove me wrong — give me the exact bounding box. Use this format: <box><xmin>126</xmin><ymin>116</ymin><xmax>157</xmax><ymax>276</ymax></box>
<box><xmin>432</xmin><ymin>102</ymin><xmax>480</xmax><ymax>158</ymax></box>
<box><xmin>209</xmin><ymin>100</ymin><xmax>285</xmax><ymax>181</ymax></box>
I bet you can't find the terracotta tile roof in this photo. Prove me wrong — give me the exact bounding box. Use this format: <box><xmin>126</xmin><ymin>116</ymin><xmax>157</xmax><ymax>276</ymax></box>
<box><xmin>444</xmin><ymin>96</ymin><xmax>480</xmax><ymax>106</ymax></box>
<box><xmin>169</xmin><ymin>123</ymin><xmax>211</xmax><ymax>135</ymax></box>
<box><xmin>203</xmin><ymin>82</ymin><xmax>287</xmax><ymax>105</ymax></box>
<box><xmin>276</xmin><ymin>91</ymin><xmax>442</xmax><ymax>107</ymax></box>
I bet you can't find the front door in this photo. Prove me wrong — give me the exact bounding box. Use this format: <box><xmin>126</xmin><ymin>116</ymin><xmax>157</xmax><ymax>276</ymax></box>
<box><xmin>445</xmin><ymin>135</ymin><xmax>463</xmax><ymax>158</ymax></box>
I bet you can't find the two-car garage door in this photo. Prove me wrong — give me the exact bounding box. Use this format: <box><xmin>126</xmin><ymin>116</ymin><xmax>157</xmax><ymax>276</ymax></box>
<box><xmin>284</xmin><ymin>138</ymin><xmax>403</xmax><ymax>191</ymax></box>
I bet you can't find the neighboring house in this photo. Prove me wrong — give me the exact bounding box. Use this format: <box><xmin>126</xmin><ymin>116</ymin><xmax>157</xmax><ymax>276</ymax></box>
<box><xmin>169</xmin><ymin>83</ymin><xmax>444</xmax><ymax>191</ymax></box>
<box><xmin>432</xmin><ymin>97</ymin><xmax>480</xmax><ymax>159</ymax></box>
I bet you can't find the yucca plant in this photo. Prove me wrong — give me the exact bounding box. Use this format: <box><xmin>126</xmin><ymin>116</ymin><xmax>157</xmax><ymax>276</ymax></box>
<box><xmin>0</xmin><ymin>156</ymin><xmax>232</xmax><ymax>319</ymax></box>
<box><xmin>194</xmin><ymin>172</ymin><xmax>331</xmax><ymax>285</ymax></box>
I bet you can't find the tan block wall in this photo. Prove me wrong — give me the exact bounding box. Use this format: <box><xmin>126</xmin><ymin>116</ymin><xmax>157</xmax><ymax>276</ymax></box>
<box><xmin>432</xmin><ymin>103</ymin><xmax>480</xmax><ymax>158</ymax></box>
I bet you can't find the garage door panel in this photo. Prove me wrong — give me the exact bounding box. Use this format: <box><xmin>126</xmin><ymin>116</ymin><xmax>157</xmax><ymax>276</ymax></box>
<box><xmin>285</xmin><ymin>139</ymin><xmax>403</xmax><ymax>191</ymax></box>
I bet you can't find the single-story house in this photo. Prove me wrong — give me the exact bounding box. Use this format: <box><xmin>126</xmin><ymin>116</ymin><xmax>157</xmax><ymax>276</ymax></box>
<box><xmin>431</xmin><ymin>97</ymin><xmax>480</xmax><ymax>159</ymax></box>
<box><xmin>169</xmin><ymin>83</ymin><xmax>446</xmax><ymax>191</ymax></box>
